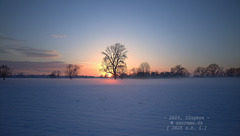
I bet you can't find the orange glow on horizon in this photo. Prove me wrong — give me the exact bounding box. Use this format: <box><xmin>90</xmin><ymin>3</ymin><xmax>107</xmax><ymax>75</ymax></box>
<box><xmin>101</xmin><ymin>78</ymin><xmax>119</xmax><ymax>85</ymax></box>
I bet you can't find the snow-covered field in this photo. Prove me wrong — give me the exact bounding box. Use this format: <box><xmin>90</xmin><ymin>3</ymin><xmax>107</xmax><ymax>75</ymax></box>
<box><xmin>0</xmin><ymin>78</ymin><xmax>240</xmax><ymax>136</ymax></box>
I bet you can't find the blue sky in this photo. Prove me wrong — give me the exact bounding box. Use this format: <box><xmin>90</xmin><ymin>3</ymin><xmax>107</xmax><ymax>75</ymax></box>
<box><xmin>0</xmin><ymin>0</ymin><xmax>240</xmax><ymax>76</ymax></box>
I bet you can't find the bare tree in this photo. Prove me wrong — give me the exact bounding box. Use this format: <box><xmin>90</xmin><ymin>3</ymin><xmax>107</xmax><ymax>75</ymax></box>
<box><xmin>49</xmin><ymin>71</ymin><xmax>57</xmax><ymax>78</ymax></box>
<box><xmin>171</xmin><ymin>65</ymin><xmax>190</xmax><ymax>77</ymax></box>
<box><xmin>138</xmin><ymin>62</ymin><xmax>151</xmax><ymax>77</ymax></box>
<box><xmin>56</xmin><ymin>70</ymin><xmax>61</xmax><ymax>78</ymax></box>
<box><xmin>49</xmin><ymin>70</ymin><xmax>61</xmax><ymax>78</ymax></box>
<box><xmin>65</xmin><ymin>64</ymin><xmax>80</xmax><ymax>79</ymax></box>
<box><xmin>117</xmin><ymin>65</ymin><xmax>127</xmax><ymax>79</ymax></box>
<box><xmin>236</xmin><ymin>67</ymin><xmax>240</xmax><ymax>76</ymax></box>
<box><xmin>0</xmin><ymin>65</ymin><xmax>12</xmax><ymax>80</ymax></box>
<box><xmin>193</xmin><ymin>67</ymin><xmax>206</xmax><ymax>77</ymax></box>
<box><xmin>100</xmin><ymin>43</ymin><xmax>128</xmax><ymax>79</ymax></box>
<box><xmin>206</xmin><ymin>64</ymin><xmax>224</xmax><ymax>77</ymax></box>
<box><xmin>129</xmin><ymin>68</ymin><xmax>138</xmax><ymax>76</ymax></box>
<box><xmin>225</xmin><ymin>68</ymin><xmax>236</xmax><ymax>77</ymax></box>
<box><xmin>17</xmin><ymin>72</ymin><xmax>25</xmax><ymax>78</ymax></box>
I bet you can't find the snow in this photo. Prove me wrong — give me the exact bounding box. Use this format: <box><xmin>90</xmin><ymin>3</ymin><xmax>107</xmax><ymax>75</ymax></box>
<box><xmin>0</xmin><ymin>78</ymin><xmax>240</xmax><ymax>136</ymax></box>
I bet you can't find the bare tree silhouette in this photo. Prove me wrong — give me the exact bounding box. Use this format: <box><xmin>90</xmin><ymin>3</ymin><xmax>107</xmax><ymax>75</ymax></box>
<box><xmin>100</xmin><ymin>43</ymin><xmax>128</xmax><ymax>79</ymax></box>
<box><xmin>49</xmin><ymin>71</ymin><xmax>61</xmax><ymax>78</ymax></box>
<box><xmin>171</xmin><ymin>65</ymin><xmax>190</xmax><ymax>77</ymax></box>
<box><xmin>0</xmin><ymin>65</ymin><xmax>12</xmax><ymax>80</ymax></box>
<box><xmin>139</xmin><ymin>62</ymin><xmax>151</xmax><ymax>73</ymax></box>
<box><xmin>65</xmin><ymin>64</ymin><xmax>80</xmax><ymax>79</ymax></box>
<box><xmin>193</xmin><ymin>67</ymin><xmax>206</xmax><ymax>77</ymax></box>
<box><xmin>56</xmin><ymin>70</ymin><xmax>61</xmax><ymax>78</ymax></box>
<box><xmin>236</xmin><ymin>67</ymin><xmax>240</xmax><ymax>76</ymax></box>
<box><xmin>129</xmin><ymin>68</ymin><xmax>138</xmax><ymax>77</ymax></box>
<box><xmin>49</xmin><ymin>71</ymin><xmax>57</xmax><ymax>78</ymax></box>
<box><xmin>117</xmin><ymin>65</ymin><xmax>127</xmax><ymax>79</ymax></box>
<box><xmin>138</xmin><ymin>62</ymin><xmax>151</xmax><ymax>77</ymax></box>
<box><xmin>206</xmin><ymin>64</ymin><xmax>224</xmax><ymax>77</ymax></box>
<box><xmin>225</xmin><ymin>68</ymin><xmax>236</xmax><ymax>77</ymax></box>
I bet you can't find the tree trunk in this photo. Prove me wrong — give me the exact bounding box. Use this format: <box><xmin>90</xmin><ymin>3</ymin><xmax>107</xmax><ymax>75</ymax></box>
<box><xmin>114</xmin><ymin>74</ymin><xmax>116</xmax><ymax>79</ymax></box>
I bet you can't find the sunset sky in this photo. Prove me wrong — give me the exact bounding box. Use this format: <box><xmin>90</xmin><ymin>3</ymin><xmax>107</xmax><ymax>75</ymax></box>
<box><xmin>0</xmin><ymin>0</ymin><xmax>240</xmax><ymax>76</ymax></box>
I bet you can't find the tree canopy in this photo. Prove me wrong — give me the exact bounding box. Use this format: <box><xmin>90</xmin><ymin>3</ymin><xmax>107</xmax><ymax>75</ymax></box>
<box><xmin>0</xmin><ymin>65</ymin><xmax>12</xmax><ymax>80</ymax></box>
<box><xmin>65</xmin><ymin>64</ymin><xmax>80</xmax><ymax>79</ymax></box>
<box><xmin>100</xmin><ymin>43</ymin><xmax>128</xmax><ymax>79</ymax></box>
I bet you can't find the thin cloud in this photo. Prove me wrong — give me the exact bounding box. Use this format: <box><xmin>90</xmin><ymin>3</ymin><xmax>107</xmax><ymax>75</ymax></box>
<box><xmin>0</xmin><ymin>60</ymin><xmax>67</xmax><ymax>75</ymax></box>
<box><xmin>24</xmin><ymin>52</ymin><xmax>59</xmax><ymax>58</ymax></box>
<box><xmin>0</xmin><ymin>34</ymin><xmax>24</xmax><ymax>42</ymax></box>
<box><xmin>52</xmin><ymin>34</ymin><xmax>67</xmax><ymax>38</ymax></box>
<box><xmin>3</xmin><ymin>44</ymin><xmax>60</xmax><ymax>58</ymax></box>
<box><xmin>0</xmin><ymin>48</ymin><xmax>7</xmax><ymax>53</ymax></box>
<box><xmin>0</xmin><ymin>34</ymin><xmax>60</xmax><ymax>59</ymax></box>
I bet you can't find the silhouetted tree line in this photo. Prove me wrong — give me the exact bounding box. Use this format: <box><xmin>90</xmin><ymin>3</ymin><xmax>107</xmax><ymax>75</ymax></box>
<box><xmin>1</xmin><ymin>63</ymin><xmax>240</xmax><ymax>80</ymax></box>
<box><xmin>49</xmin><ymin>64</ymin><xmax>80</xmax><ymax>79</ymax></box>
<box><xmin>128</xmin><ymin>64</ymin><xmax>189</xmax><ymax>78</ymax></box>
<box><xmin>225</xmin><ymin>67</ymin><xmax>240</xmax><ymax>77</ymax></box>
<box><xmin>129</xmin><ymin>62</ymin><xmax>151</xmax><ymax>78</ymax></box>
<box><xmin>101</xmin><ymin>63</ymin><xmax>240</xmax><ymax>79</ymax></box>
<box><xmin>194</xmin><ymin>64</ymin><xmax>240</xmax><ymax>77</ymax></box>
<box><xmin>0</xmin><ymin>64</ymin><xmax>81</xmax><ymax>80</ymax></box>
<box><xmin>49</xmin><ymin>70</ymin><xmax>61</xmax><ymax>78</ymax></box>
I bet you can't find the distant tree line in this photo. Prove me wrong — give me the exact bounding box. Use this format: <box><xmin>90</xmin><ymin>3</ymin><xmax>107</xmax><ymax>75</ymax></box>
<box><xmin>49</xmin><ymin>70</ymin><xmax>61</xmax><ymax>78</ymax></box>
<box><xmin>100</xmin><ymin>62</ymin><xmax>240</xmax><ymax>79</ymax></box>
<box><xmin>48</xmin><ymin>64</ymin><xmax>80</xmax><ymax>79</ymax></box>
<box><xmin>194</xmin><ymin>64</ymin><xmax>240</xmax><ymax>77</ymax></box>
<box><xmin>1</xmin><ymin>63</ymin><xmax>240</xmax><ymax>80</ymax></box>
<box><xmin>127</xmin><ymin>63</ymin><xmax>240</xmax><ymax>78</ymax></box>
<box><xmin>128</xmin><ymin>64</ymin><xmax>190</xmax><ymax>78</ymax></box>
<box><xmin>0</xmin><ymin>64</ymin><xmax>81</xmax><ymax>80</ymax></box>
<box><xmin>194</xmin><ymin>64</ymin><xmax>223</xmax><ymax>77</ymax></box>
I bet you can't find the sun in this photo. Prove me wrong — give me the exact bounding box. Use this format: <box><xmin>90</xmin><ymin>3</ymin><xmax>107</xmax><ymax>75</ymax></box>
<box><xmin>106</xmin><ymin>73</ymin><xmax>112</xmax><ymax>78</ymax></box>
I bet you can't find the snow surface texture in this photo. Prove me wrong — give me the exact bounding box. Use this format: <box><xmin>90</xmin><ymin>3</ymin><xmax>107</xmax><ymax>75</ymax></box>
<box><xmin>0</xmin><ymin>78</ymin><xmax>240</xmax><ymax>136</ymax></box>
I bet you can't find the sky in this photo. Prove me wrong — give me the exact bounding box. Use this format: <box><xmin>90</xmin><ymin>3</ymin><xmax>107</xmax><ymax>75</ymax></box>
<box><xmin>0</xmin><ymin>0</ymin><xmax>240</xmax><ymax>76</ymax></box>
